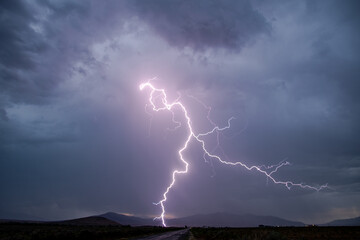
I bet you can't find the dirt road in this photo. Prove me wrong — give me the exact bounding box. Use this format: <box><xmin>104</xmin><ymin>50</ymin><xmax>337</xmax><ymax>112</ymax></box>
<box><xmin>133</xmin><ymin>229</ymin><xmax>189</xmax><ymax>240</ymax></box>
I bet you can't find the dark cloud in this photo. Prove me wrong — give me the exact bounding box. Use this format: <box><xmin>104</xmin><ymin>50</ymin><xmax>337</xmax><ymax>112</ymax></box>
<box><xmin>132</xmin><ymin>0</ymin><xmax>270</xmax><ymax>51</ymax></box>
<box><xmin>0</xmin><ymin>108</ymin><xmax>8</xmax><ymax>121</ymax></box>
<box><xmin>0</xmin><ymin>0</ymin><xmax>359</xmax><ymax>224</ymax></box>
<box><xmin>0</xmin><ymin>0</ymin><xmax>39</xmax><ymax>69</ymax></box>
<box><xmin>0</xmin><ymin>0</ymin><xmax>126</xmax><ymax>104</ymax></box>
<box><xmin>0</xmin><ymin>0</ymin><xmax>75</xmax><ymax>104</ymax></box>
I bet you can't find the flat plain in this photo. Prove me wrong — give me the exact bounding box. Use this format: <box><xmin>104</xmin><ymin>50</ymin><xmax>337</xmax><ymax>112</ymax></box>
<box><xmin>1</xmin><ymin>222</ymin><xmax>360</xmax><ymax>240</ymax></box>
<box><xmin>190</xmin><ymin>226</ymin><xmax>360</xmax><ymax>240</ymax></box>
<box><xmin>0</xmin><ymin>222</ymin><xmax>181</xmax><ymax>240</ymax></box>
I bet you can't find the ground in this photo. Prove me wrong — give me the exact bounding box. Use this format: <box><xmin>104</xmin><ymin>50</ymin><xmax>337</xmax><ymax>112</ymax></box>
<box><xmin>1</xmin><ymin>223</ymin><xmax>359</xmax><ymax>240</ymax></box>
<box><xmin>190</xmin><ymin>226</ymin><xmax>360</xmax><ymax>240</ymax></box>
<box><xmin>0</xmin><ymin>222</ymin><xmax>181</xmax><ymax>240</ymax></box>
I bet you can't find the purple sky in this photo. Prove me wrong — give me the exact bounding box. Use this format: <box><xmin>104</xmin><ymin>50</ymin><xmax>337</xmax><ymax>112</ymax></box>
<box><xmin>0</xmin><ymin>0</ymin><xmax>359</xmax><ymax>224</ymax></box>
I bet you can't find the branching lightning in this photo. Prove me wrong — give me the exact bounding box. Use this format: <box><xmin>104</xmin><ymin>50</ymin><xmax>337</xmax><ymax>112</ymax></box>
<box><xmin>140</xmin><ymin>80</ymin><xmax>328</xmax><ymax>227</ymax></box>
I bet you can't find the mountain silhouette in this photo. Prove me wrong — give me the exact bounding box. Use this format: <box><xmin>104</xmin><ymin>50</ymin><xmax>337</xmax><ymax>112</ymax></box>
<box><xmin>323</xmin><ymin>216</ymin><xmax>360</xmax><ymax>226</ymax></box>
<box><xmin>99</xmin><ymin>212</ymin><xmax>304</xmax><ymax>227</ymax></box>
<box><xmin>167</xmin><ymin>212</ymin><xmax>304</xmax><ymax>227</ymax></box>
<box><xmin>99</xmin><ymin>212</ymin><xmax>159</xmax><ymax>226</ymax></box>
<box><xmin>3</xmin><ymin>212</ymin><xmax>359</xmax><ymax>227</ymax></box>
<box><xmin>54</xmin><ymin>216</ymin><xmax>120</xmax><ymax>226</ymax></box>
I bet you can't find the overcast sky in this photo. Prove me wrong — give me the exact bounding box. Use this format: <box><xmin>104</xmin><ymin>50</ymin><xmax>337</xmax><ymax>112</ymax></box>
<box><xmin>1</xmin><ymin>0</ymin><xmax>359</xmax><ymax>224</ymax></box>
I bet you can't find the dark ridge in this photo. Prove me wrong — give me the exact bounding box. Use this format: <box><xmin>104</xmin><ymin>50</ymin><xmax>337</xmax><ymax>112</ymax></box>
<box><xmin>54</xmin><ymin>216</ymin><xmax>121</xmax><ymax>226</ymax></box>
<box><xmin>323</xmin><ymin>216</ymin><xmax>360</xmax><ymax>226</ymax></box>
<box><xmin>166</xmin><ymin>212</ymin><xmax>305</xmax><ymax>227</ymax></box>
<box><xmin>99</xmin><ymin>212</ymin><xmax>304</xmax><ymax>227</ymax></box>
<box><xmin>99</xmin><ymin>212</ymin><xmax>159</xmax><ymax>226</ymax></box>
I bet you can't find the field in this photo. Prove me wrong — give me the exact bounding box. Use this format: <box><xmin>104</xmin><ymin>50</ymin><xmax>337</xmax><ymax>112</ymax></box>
<box><xmin>190</xmin><ymin>226</ymin><xmax>360</xmax><ymax>240</ymax></box>
<box><xmin>1</xmin><ymin>223</ymin><xmax>360</xmax><ymax>240</ymax></box>
<box><xmin>0</xmin><ymin>222</ymin><xmax>181</xmax><ymax>240</ymax></box>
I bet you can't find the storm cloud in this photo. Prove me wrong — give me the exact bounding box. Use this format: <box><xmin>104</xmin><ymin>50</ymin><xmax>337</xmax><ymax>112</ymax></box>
<box><xmin>132</xmin><ymin>0</ymin><xmax>270</xmax><ymax>50</ymax></box>
<box><xmin>0</xmin><ymin>0</ymin><xmax>359</xmax><ymax>224</ymax></box>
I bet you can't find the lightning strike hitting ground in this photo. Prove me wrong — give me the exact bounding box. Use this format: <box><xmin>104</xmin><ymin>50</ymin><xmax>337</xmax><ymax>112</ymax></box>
<box><xmin>139</xmin><ymin>80</ymin><xmax>328</xmax><ymax>227</ymax></box>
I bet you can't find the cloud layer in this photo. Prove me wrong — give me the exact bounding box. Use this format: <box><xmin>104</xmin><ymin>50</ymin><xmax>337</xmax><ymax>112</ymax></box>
<box><xmin>0</xmin><ymin>0</ymin><xmax>359</xmax><ymax>224</ymax></box>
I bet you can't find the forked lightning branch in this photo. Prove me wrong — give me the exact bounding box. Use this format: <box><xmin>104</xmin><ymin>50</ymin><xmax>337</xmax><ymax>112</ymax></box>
<box><xmin>139</xmin><ymin>79</ymin><xmax>328</xmax><ymax>227</ymax></box>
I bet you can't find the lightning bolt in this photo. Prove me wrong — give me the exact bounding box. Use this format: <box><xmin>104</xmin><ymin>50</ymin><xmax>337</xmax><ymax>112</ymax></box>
<box><xmin>140</xmin><ymin>80</ymin><xmax>328</xmax><ymax>227</ymax></box>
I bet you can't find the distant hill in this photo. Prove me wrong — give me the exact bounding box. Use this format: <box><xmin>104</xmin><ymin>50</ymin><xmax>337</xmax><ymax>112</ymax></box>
<box><xmin>0</xmin><ymin>210</ymin><xmax>48</xmax><ymax>222</ymax></box>
<box><xmin>54</xmin><ymin>216</ymin><xmax>120</xmax><ymax>226</ymax></box>
<box><xmin>167</xmin><ymin>212</ymin><xmax>305</xmax><ymax>227</ymax></box>
<box><xmin>99</xmin><ymin>212</ymin><xmax>159</xmax><ymax>226</ymax></box>
<box><xmin>0</xmin><ymin>219</ymin><xmax>44</xmax><ymax>224</ymax></box>
<box><xmin>7</xmin><ymin>212</ymin><xmax>359</xmax><ymax>227</ymax></box>
<box><xmin>0</xmin><ymin>216</ymin><xmax>120</xmax><ymax>226</ymax></box>
<box><xmin>99</xmin><ymin>212</ymin><xmax>304</xmax><ymax>227</ymax></box>
<box><xmin>323</xmin><ymin>216</ymin><xmax>360</xmax><ymax>226</ymax></box>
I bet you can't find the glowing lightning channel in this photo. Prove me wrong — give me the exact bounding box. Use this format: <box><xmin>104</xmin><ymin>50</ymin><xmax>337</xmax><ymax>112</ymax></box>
<box><xmin>139</xmin><ymin>80</ymin><xmax>328</xmax><ymax>227</ymax></box>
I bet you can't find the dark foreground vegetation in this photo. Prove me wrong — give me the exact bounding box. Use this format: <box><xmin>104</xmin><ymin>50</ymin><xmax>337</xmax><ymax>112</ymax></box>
<box><xmin>0</xmin><ymin>222</ymin><xmax>181</xmax><ymax>240</ymax></box>
<box><xmin>2</xmin><ymin>222</ymin><xmax>360</xmax><ymax>240</ymax></box>
<box><xmin>190</xmin><ymin>226</ymin><xmax>360</xmax><ymax>240</ymax></box>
